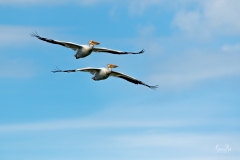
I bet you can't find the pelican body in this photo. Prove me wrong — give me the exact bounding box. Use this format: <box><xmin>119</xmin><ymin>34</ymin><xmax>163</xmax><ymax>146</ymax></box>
<box><xmin>52</xmin><ymin>64</ymin><xmax>158</xmax><ymax>89</ymax></box>
<box><xmin>30</xmin><ymin>32</ymin><xmax>144</xmax><ymax>59</ymax></box>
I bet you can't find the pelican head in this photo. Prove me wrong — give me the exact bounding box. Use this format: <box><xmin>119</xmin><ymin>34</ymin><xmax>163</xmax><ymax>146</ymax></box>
<box><xmin>89</xmin><ymin>40</ymin><xmax>100</xmax><ymax>45</ymax></box>
<box><xmin>107</xmin><ymin>64</ymin><xmax>118</xmax><ymax>68</ymax></box>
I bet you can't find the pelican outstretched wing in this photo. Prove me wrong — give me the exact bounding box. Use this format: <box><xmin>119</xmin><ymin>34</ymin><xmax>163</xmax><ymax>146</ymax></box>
<box><xmin>51</xmin><ymin>67</ymin><xmax>76</xmax><ymax>73</ymax></box>
<box><xmin>52</xmin><ymin>67</ymin><xmax>100</xmax><ymax>75</ymax></box>
<box><xmin>93</xmin><ymin>47</ymin><xmax>144</xmax><ymax>55</ymax></box>
<box><xmin>110</xmin><ymin>71</ymin><xmax>158</xmax><ymax>89</ymax></box>
<box><xmin>30</xmin><ymin>32</ymin><xmax>82</xmax><ymax>51</ymax></box>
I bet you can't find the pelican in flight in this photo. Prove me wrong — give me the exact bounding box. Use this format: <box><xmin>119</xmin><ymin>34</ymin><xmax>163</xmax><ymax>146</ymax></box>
<box><xmin>30</xmin><ymin>32</ymin><xmax>144</xmax><ymax>59</ymax></box>
<box><xmin>52</xmin><ymin>64</ymin><xmax>158</xmax><ymax>89</ymax></box>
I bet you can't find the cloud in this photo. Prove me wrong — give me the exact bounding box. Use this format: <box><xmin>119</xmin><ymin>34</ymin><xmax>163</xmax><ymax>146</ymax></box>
<box><xmin>0</xmin><ymin>0</ymin><xmax>53</xmax><ymax>5</ymax></box>
<box><xmin>135</xmin><ymin>25</ymin><xmax>165</xmax><ymax>56</ymax></box>
<box><xmin>113</xmin><ymin>133</ymin><xmax>238</xmax><ymax>149</ymax></box>
<box><xmin>0</xmin><ymin>0</ymin><xmax>112</xmax><ymax>6</ymax></box>
<box><xmin>172</xmin><ymin>0</ymin><xmax>240</xmax><ymax>38</ymax></box>
<box><xmin>137</xmin><ymin>24</ymin><xmax>156</xmax><ymax>37</ymax></box>
<box><xmin>0</xmin><ymin>25</ymin><xmax>52</xmax><ymax>79</ymax></box>
<box><xmin>1</xmin><ymin>101</ymin><xmax>238</xmax><ymax>133</ymax></box>
<box><xmin>0</xmin><ymin>103</ymin><xmax>239</xmax><ymax>160</ymax></box>
<box><xmin>0</xmin><ymin>56</ymin><xmax>38</xmax><ymax>79</ymax></box>
<box><xmin>0</xmin><ymin>117</ymin><xmax>185</xmax><ymax>133</ymax></box>
<box><xmin>0</xmin><ymin>25</ymin><xmax>77</xmax><ymax>80</ymax></box>
<box><xmin>0</xmin><ymin>25</ymin><xmax>57</xmax><ymax>47</ymax></box>
<box><xmin>0</xmin><ymin>104</ymin><xmax>207</xmax><ymax>133</ymax></box>
<box><xmin>113</xmin><ymin>133</ymin><xmax>240</xmax><ymax>160</ymax></box>
<box><xmin>128</xmin><ymin>0</ymin><xmax>164</xmax><ymax>15</ymax></box>
<box><xmin>0</xmin><ymin>0</ymin><xmax>162</xmax><ymax>7</ymax></box>
<box><xmin>128</xmin><ymin>1</ymin><xmax>240</xmax><ymax>89</ymax></box>
<box><xmin>222</xmin><ymin>43</ymin><xmax>240</xmax><ymax>52</ymax></box>
<box><xmin>0</xmin><ymin>25</ymin><xmax>32</xmax><ymax>46</ymax></box>
<box><xmin>150</xmin><ymin>50</ymin><xmax>240</xmax><ymax>89</ymax></box>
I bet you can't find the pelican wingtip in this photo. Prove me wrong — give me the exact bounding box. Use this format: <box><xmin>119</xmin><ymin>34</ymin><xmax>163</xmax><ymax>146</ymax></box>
<box><xmin>30</xmin><ymin>31</ymin><xmax>39</xmax><ymax>38</ymax></box>
<box><xmin>140</xmin><ymin>49</ymin><xmax>145</xmax><ymax>53</ymax></box>
<box><xmin>150</xmin><ymin>85</ymin><xmax>158</xmax><ymax>90</ymax></box>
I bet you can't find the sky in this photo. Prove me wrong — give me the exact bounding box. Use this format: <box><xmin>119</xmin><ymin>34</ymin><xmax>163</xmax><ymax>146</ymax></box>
<box><xmin>0</xmin><ymin>0</ymin><xmax>240</xmax><ymax>159</ymax></box>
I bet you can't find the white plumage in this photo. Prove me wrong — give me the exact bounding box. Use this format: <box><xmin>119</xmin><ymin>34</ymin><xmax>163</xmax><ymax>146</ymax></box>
<box><xmin>30</xmin><ymin>32</ymin><xmax>144</xmax><ymax>59</ymax></box>
<box><xmin>52</xmin><ymin>64</ymin><xmax>158</xmax><ymax>89</ymax></box>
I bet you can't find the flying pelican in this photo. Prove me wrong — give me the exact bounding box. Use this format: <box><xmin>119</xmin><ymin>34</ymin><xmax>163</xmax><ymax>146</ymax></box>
<box><xmin>30</xmin><ymin>32</ymin><xmax>144</xmax><ymax>59</ymax></box>
<box><xmin>52</xmin><ymin>64</ymin><xmax>158</xmax><ymax>89</ymax></box>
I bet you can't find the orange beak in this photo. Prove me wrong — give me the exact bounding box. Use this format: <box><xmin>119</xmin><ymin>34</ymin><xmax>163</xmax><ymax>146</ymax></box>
<box><xmin>89</xmin><ymin>40</ymin><xmax>100</xmax><ymax>45</ymax></box>
<box><xmin>108</xmin><ymin>64</ymin><xmax>118</xmax><ymax>68</ymax></box>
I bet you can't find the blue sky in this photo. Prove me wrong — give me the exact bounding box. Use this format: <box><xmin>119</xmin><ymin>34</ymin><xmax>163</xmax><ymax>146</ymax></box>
<box><xmin>0</xmin><ymin>0</ymin><xmax>240</xmax><ymax>159</ymax></box>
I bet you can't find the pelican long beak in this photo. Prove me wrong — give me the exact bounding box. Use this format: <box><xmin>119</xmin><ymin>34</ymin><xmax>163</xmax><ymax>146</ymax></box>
<box><xmin>108</xmin><ymin>64</ymin><xmax>118</xmax><ymax>68</ymax></box>
<box><xmin>112</xmin><ymin>64</ymin><xmax>118</xmax><ymax>68</ymax></box>
<box><xmin>89</xmin><ymin>40</ymin><xmax>100</xmax><ymax>45</ymax></box>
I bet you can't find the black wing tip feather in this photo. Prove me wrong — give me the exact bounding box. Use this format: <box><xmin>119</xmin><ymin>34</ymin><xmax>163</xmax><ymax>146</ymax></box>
<box><xmin>30</xmin><ymin>31</ymin><xmax>66</xmax><ymax>47</ymax></box>
<box><xmin>139</xmin><ymin>49</ymin><xmax>145</xmax><ymax>54</ymax></box>
<box><xmin>135</xmin><ymin>49</ymin><xmax>145</xmax><ymax>54</ymax></box>
<box><xmin>51</xmin><ymin>67</ymin><xmax>76</xmax><ymax>73</ymax></box>
<box><xmin>30</xmin><ymin>31</ymin><xmax>40</xmax><ymax>38</ymax></box>
<box><xmin>118</xmin><ymin>75</ymin><xmax>157</xmax><ymax>89</ymax></box>
<box><xmin>141</xmin><ymin>82</ymin><xmax>158</xmax><ymax>90</ymax></box>
<box><xmin>51</xmin><ymin>67</ymin><xmax>62</xmax><ymax>73</ymax></box>
<box><xmin>148</xmin><ymin>85</ymin><xmax>158</xmax><ymax>90</ymax></box>
<box><xmin>125</xmin><ymin>49</ymin><xmax>145</xmax><ymax>54</ymax></box>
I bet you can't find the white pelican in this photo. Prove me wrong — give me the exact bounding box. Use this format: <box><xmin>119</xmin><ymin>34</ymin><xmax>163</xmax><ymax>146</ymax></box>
<box><xmin>30</xmin><ymin>32</ymin><xmax>144</xmax><ymax>59</ymax></box>
<box><xmin>52</xmin><ymin>64</ymin><xmax>158</xmax><ymax>89</ymax></box>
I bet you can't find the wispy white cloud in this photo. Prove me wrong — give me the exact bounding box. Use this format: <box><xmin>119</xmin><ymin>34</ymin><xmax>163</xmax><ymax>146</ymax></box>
<box><xmin>113</xmin><ymin>133</ymin><xmax>239</xmax><ymax>149</ymax></box>
<box><xmin>0</xmin><ymin>104</ymin><xmax>203</xmax><ymax>133</ymax></box>
<box><xmin>0</xmin><ymin>25</ymin><xmax>57</xmax><ymax>47</ymax></box>
<box><xmin>128</xmin><ymin>1</ymin><xmax>240</xmax><ymax>89</ymax></box>
<box><xmin>137</xmin><ymin>24</ymin><xmax>156</xmax><ymax>37</ymax></box>
<box><xmin>135</xmin><ymin>25</ymin><xmax>165</xmax><ymax>56</ymax></box>
<box><xmin>1</xmin><ymin>102</ymin><xmax>238</xmax><ymax>133</ymax></box>
<box><xmin>128</xmin><ymin>0</ymin><xmax>164</xmax><ymax>15</ymax></box>
<box><xmin>222</xmin><ymin>43</ymin><xmax>240</xmax><ymax>52</ymax></box>
<box><xmin>0</xmin><ymin>25</ymin><xmax>54</xmax><ymax>79</ymax></box>
<box><xmin>0</xmin><ymin>104</ymin><xmax>239</xmax><ymax>160</ymax></box>
<box><xmin>0</xmin><ymin>117</ymin><xmax>185</xmax><ymax>133</ymax></box>
<box><xmin>0</xmin><ymin>25</ymin><xmax>33</xmax><ymax>46</ymax></box>
<box><xmin>132</xmin><ymin>25</ymin><xmax>240</xmax><ymax>89</ymax></box>
<box><xmin>149</xmin><ymin>50</ymin><xmax>240</xmax><ymax>89</ymax></box>
<box><xmin>172</xmin><ymin>0</ymin><xmax>240</xmax><ymax>38</ymax></box>
<box><xmin>0</xmin><ymin>56</ymin><xmax>38</xmax><ymax>79</ymax></box>
<box><xmin>113</xmin><ymin>133</ymin><xmax>240</xmax><ymax>160</ymax></box>
<box><xmin>0</xmin><ymin>0</ymin><xmax>112</xmax><ymax>6</ymax></box>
